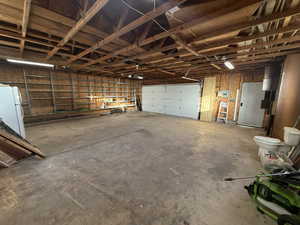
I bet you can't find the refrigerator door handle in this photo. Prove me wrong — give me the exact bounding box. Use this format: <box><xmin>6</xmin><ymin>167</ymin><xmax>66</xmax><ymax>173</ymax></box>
<box><xmin>21</xmin><ymin>105</ymin><xmax>24</xmax><ymax>118</ymax></box>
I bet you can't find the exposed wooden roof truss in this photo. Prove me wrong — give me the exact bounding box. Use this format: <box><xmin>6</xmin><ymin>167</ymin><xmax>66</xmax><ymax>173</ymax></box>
<box><xmin>0</xmin><ymin>0</ymin><xmax>299</xmax><ymax>84</ymax></box>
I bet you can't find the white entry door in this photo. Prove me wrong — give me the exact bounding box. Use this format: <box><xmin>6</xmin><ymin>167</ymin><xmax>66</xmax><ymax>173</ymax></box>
<box><xmin>238</xmin><ymin>82</ymin><xmax>265</xmax><ymax>127</ymax></box>
<box><xmin>142</xmin><ymin>84</ymin><xmax>201</xmax><ymax>119</ymax></box>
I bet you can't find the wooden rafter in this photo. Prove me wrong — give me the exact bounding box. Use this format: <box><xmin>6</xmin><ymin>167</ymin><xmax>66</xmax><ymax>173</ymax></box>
<box><xmin>111</xmin><ymin>39</ymin><xmax>300</xmax><ymax>75</ymax></box>
<box><xmin>106</xmin><ymin>23</ymin><xmax>300</xmax><ymax>72</ymax></box>
<box><xmin>64</xmin><ymin>0</ymin><xmax>187</xmax><ymax>66</ymax></box>
<box><xmin>141</xmin><ymin>34</ymin><xmax>300</xmax><ymax>69</ymax></box>
<box><xmin>46</xmin><ymin>0</ymin><xmax>110</xmax><ymax>60</ymax></box>
<box><xmin>20</xmin><ymin>0</ymin><xmax>32</xmax><ymax>55</ymax></box>
<box><xmin>1</xmin><ymin>0</ymin><xmax>300</xmax><ymax>80</ymax></box>
<box><xmin>76</xmin><ymin>0</ymin><xmax>259</xmax><ymax>70</ymax></box>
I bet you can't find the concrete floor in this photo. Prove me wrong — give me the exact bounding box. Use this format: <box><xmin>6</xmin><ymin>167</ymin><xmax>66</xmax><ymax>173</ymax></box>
<box><xmin>0</xmin><ymin>112</ymin><xmax>274</xmax><ymax>225</ymax></box>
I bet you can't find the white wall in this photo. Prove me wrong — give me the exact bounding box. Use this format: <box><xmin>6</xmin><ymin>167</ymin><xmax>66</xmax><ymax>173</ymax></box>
<box><xmin>142</xmin><ymin>84</ymin><xmax>201</xmax><ymax>119</ymax></box>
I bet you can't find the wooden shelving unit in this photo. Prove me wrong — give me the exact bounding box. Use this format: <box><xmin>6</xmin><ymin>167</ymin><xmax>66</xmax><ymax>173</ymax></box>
<box><xmin>0</xmin><ymin>66</ymin><xmax>142</xmax><ymax>117</ymax></box>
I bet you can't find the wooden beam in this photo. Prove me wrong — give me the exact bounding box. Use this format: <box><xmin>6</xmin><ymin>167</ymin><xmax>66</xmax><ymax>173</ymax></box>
<box><xmin>170</xmin><ymin>47</ymin><xmax>297</xmax><ymax>72</ymax></box>
<box><xmin>46</xmin><ymin>0</ymin><xmax>110</xmax><ymax>60</ymax></box>
<box><xmin>20</xmin><ymin>0</ymin><xmax>32</xmax><ymax>55</ymax></box>
<box><xmin>115</xmin><ymin>40</ymin><xmax>300</xmax><ymax>75</ymax></box>
<box><xmin>142</xmin><ymin>34</ymin><xmax>300</xmax><ymax>69</ymax></box>
<box><xmin>191</xmin><ymin>5</ymin><xmax>300</xmax><ymax>45</ymax></box>
<box><xmin>64</xmin><ymin>0</ymin><xmax>187</xmax><ymax>65</ymax></box>
<box><xmin>141</xmin><ymin>0</ymin><xmax>262</xmax><ymax>46</ymax></box>
<box><xmin>139</xmin><ymin>4</ymin><xmax>300</xmax><ymax>65</ymax></box>
<box><xmin>141</xmin><ymin>6</ymin><xmax>300</xmax><ymax>65</ymax></box>
<box><xmin>170</xmin><ymin>34</ymin><xmax>222</xmax><ymax>70</ymax></box>
<box><xmin>105</xmin><ymin>23</ymin><xmax>300</xmax><ymax>70</ymax></box>
<box><xmin>79</xmin><ymin>1</ymin><xmax>259</xmax><ymax>69</ymax></box>
<box><xmin>77</xmin><ymin>1</ymin><xmax>280</xmax><ymax>70</ymax></box>
<box><xmin>171</xmin><ymin>34</ymin><xmax>200</xmax><ymax>56</ymax></box>
<box><xmin>0</xmin><ymin>39</ymin><xmax>93</xmax><ymax>62</ymax></box>
<box><xmin>0</xmin><ymin>1</ymin><xmax>128</xmax><ymax>54</ymax></box>
<box><xmin>121</xmin><ymin>24</ymin><xmax>300</xmax><ymax>70</ymax></box>
<box><xmin>0</xmin><ymin>28</ymin><xmax>70</xmax><ymax>50</ymax></box>
<box><xmin>0</xmin><ymin>0</ymin><xmax>129</xmax><ymax>46</ymax></box>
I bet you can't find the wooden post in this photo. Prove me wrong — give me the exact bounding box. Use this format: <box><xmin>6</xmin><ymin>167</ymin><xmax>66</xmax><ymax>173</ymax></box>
<box><xmin>88</xmin><ymin>75</ymin><xmax>92</xmax><ymax>111</ymax></box>
<box><xmin>70</xmin><ymin>72</ymin><xmax>76</xmax><ymax>111</ymax></box>
<box><xmin>49</xmin><ymin>70</ymin><xmax>56</xmax><ymax>112</ymax></box>
<box><xmin>22</xmin><ymin>68</ymin><xmax>32</xmax><ymax>115</ymax></box>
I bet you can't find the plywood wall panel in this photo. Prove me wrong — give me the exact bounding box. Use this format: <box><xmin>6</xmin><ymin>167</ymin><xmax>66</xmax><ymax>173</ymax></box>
<box><xmin>0</xmin><ymin>63</ymin><xmax>141</xmax><ymax>122</ymax></box>
<box><xmin>200</xmin><ymin>76</ymin><xmax>216</xmax><ymax>122</ymax></box>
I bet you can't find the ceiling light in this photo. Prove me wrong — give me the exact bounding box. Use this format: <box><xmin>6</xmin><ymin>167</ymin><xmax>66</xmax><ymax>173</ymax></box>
<box><xmin>167</xmin><ymin>6</ymin><xmax>180</xmax><ymax>14</ymax></box>
<box><xmin>137</xmin><ymin>76</ymin><xmax>144</xmax><ymax>80</ymax></box>
<box><xmin>181</xmin><ymin>76</ymin><xmax>199</xmax><ymax>82</ymax></box>
<box><xmin>224</xmin><ymin>61</ymin><xmax>234</xmax><ymax>70</ymax></box>
<box><xmin>6</xmin><ymin>58</ymin><xmax>54</xmax><ymax>68</ymax></box>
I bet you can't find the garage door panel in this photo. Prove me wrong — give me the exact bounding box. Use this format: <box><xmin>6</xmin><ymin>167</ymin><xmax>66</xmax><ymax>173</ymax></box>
<box><xmin>142</xmin><ymin>84</ymin><xmax>201</xmax><ymax>119</ymax></box>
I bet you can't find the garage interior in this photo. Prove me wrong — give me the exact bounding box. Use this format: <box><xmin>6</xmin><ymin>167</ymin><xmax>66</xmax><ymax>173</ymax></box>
<box><xmin>1</xmin><ymin>0</ymin><xmax>300</xmax><ymax>225</ymax></box>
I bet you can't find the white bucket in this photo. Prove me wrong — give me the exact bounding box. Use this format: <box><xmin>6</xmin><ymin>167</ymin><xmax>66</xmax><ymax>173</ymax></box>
<box><xmin>284</xmin><ymin>127</ymin><xmax>300</xmax><ymax>146</ymax></box>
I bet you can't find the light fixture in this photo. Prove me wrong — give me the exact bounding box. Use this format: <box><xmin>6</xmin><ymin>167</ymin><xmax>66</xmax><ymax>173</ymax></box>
<box><xmin>224</xmin><ymin>61</ymin><xmax>234</xmax><ymax>70</ymax></box>
<box><xmin>167</xmin><ymin>6</ymin><xmax>180</xmax><ymax>15</ymax></box>
<box><xmin>6</xmin><ymin>58</ymin><xmax>55</xmax><ymax>68</ymax></box>
<box><xmin>181</xmin><ymin>76</ymin><xmax>199</xmax><ymax>82</ymax></box>
<box><xmin>128</xmin><ymin>74</ymin><xmax>143</xmax><ymax>79</ymax></box>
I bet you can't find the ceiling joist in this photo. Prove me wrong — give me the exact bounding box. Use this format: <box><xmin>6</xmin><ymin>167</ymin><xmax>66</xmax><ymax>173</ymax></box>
<box><xmin>20</xmin><ymin>0</ymin><xmax>32</xmax><ymax>55</ymax></box>
<box><xmin>46</xmin><ymin>0</ymin><xmax>110</xmax><ymax>60</ymax></box>
<box><xmin>66</xmin><ymin>0</ymin><xmax>187</xmax><ymax>66</ymax></box>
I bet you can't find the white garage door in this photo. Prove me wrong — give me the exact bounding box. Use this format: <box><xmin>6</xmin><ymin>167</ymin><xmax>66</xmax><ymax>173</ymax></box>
<box><xmin>142</xmin><ymin>84</ymin><xmax>201</xmax><ymax>119</ymax></box>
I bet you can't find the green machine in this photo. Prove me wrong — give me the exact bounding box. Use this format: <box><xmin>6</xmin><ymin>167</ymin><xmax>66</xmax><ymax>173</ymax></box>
<box><xmin>225</xmin><ymin>171</ymin><xmax>300</xmax><ymax>225</ymax></box>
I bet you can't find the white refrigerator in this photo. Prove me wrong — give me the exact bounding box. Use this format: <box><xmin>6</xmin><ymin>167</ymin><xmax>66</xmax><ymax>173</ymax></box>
<box><xmin>0</xmin><ymin>85</ymin><xmax>26</xmax><ymax>138</ymax></box>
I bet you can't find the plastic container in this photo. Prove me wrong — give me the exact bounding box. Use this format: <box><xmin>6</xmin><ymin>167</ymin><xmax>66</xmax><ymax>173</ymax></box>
<box><xmin>284</xmin><ymin>127</ymin><xmax>300</xmax><ymax>146</ymax></box>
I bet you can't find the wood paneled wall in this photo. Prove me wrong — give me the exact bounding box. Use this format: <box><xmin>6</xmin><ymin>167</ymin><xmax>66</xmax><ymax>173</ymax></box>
<box><xmin>0</xmin><ymin>63</ymin><xmax>142</xmax><ymax>123</ymax></box>
<box><xmin>200</xmin><ymin>70</ymin><xmax>264</xmax><ymax>122</ymax></box>
<box><xmin>273</xmin><ymin>54</ymin><xmax>300</xmax><ymax>139</ymax></box>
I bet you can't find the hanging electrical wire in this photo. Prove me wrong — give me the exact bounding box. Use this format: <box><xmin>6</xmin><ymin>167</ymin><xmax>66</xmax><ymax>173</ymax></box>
<box><xmin>120</xmin><ymin>0</ymin><xmax>169</xmax><ymax>33</ymax></box>
<box><xmin>120</xmin><ymin>0</ymin><xmax>218</xmax><ymax>70</ymax></box>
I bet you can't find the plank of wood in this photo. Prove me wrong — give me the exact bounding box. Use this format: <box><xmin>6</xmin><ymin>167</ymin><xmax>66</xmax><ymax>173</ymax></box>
<box><xmin>0</xmin><ymin>136</ymin><xmax>31</xmax><ymax>160</ymax></box>
<box><xmin>0</xmin><ymin>129</ymin><xmax>45</xmax><ymax>158</ymax></box>
<box><xmin>64</xmin><ymin>0</ymin><xmax>187</xmax><ymax>65</ymax></box>
<box><xmin>47</xmin><ymin>0</ymin><xmax>110</xmax><ymax>60</ymax></box>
